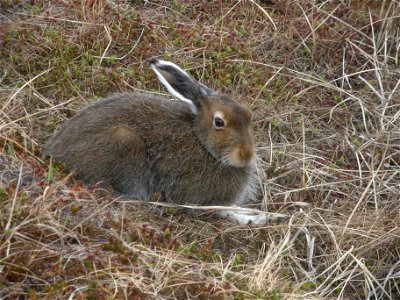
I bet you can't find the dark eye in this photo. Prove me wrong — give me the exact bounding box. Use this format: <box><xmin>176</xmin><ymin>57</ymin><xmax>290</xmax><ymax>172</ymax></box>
<box><xmin>214</xmin><ymin>117</ymin><xmax>225</xmax><ymax>128</ymax></box>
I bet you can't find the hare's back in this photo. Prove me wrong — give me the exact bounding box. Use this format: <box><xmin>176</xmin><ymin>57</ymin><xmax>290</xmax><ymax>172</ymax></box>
<box><xmin>51</xmin><ymin>92</ymin><xmax>190</xmax><ymax>136</ymax></box>
<box><xmin>43</xmin><ymin>92</ymin><xmax>192</xmax><ymax>157</ymax></box>
<box><xmin>74</xmin><ymin>92</ymin><xmax>192</xmax><ymax>127</ymax></box>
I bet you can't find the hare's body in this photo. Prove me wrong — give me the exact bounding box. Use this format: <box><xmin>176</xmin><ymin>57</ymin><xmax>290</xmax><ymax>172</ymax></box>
<box><xmin>44</xmin><ymin>59</ymin><xmax>266</xmax><ymax>224</ymax></box>
<box><xmin>45</xmin><ymin>92</ymin><xmax>255</xmax><ymax>206</ymax></box>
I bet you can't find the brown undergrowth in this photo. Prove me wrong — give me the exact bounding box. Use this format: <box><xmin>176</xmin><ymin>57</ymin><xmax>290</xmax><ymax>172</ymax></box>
<box><xmin>1</xmin><ymin>0</ymin><xmax>400</xmax><ymax>299</ymax></box>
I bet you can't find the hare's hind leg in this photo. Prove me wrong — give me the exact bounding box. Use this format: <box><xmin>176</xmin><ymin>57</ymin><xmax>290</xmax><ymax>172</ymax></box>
<box><xmin>103</xmin><ymin>125</ymin><xmax>151</xmax><ymax>200</ymax></box>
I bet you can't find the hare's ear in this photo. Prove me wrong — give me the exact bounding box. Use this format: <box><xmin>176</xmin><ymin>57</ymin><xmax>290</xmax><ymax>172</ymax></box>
<box><xmin>150</xmin><ymin>59</ymin><xmax>217</xmax><ymax>114</ymax></box>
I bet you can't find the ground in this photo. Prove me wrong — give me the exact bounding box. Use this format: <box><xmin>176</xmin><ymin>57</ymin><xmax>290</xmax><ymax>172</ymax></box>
<box><xmin>1</xmin><ymin>0</ymin><xmax>400</xmax><ymax>299</ymax></box>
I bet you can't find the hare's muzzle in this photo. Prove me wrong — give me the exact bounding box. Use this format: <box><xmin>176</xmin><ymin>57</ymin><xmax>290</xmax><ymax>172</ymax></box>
<box><xmin>227</xmin><ymin>145</ymin><xmax>255</xmax><ymax>168</ymax></box>
<box><xmin>239</xmin><ymin>146</ymin><xmax>254</xmax><ymax>162</ymax></box>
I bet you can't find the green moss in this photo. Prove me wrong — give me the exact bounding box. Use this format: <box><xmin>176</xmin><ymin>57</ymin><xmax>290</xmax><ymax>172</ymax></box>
<box><xmin>232</xmin><ymin>252</ymin><xmax>242</xmax><ymax>266</ymax></box>
<box><xmin>300</xmin><ymin>281</ymin><xmax>317</xmax><ymax>291</ymax></box>
<box><xmin>23</xmin><ymin>2</ymin><xmax>42</xmax><ymax>15</ymax></box>
<box><xmin>0</xmin><ymin>188</ymin><xmax>7</xmax><ymax>202</ymax></box>
<box><xmin>44</xmin><ymin>282</ymin><xmax>67</xmax><ymax>293</ymax></box>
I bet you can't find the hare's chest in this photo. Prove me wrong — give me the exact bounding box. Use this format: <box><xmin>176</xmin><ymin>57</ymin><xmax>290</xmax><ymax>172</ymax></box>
<box><xmin>148</xmin><ymin>139</ymin><xmax>250</xmax><ymax>205</ymax></box>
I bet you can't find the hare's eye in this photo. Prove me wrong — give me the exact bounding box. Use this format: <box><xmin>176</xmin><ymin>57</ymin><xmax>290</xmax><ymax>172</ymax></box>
<box><xmin>214</xmin><ymin>117</ymin><xmax>225</xmax><ymax>128</ymax></box>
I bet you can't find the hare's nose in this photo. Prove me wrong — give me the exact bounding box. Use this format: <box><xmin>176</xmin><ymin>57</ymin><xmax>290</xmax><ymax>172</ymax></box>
<box><xmin>239</xmin><ymin>146</ymin><xmax>254</xmax><ymax>162</ymax></box>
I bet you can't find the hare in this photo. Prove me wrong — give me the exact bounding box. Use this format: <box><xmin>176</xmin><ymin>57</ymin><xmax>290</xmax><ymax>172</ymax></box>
<box><xmin>43</xmin><ymin>59</ymin><xmax>267</xmax><ymax>224</ymax></box>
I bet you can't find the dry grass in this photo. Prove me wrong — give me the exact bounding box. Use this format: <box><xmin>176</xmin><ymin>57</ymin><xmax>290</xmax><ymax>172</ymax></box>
<box><xmin>1</xmin><ymin>0</ymin><xmax>400</xmax><ymax>299</ymax></box>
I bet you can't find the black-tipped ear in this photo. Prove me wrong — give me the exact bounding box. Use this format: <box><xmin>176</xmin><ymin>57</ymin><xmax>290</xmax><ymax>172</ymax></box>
<box><xmin>150</xmin><ymin>59</ymin><xmax>217</xmax><ymax>114</ymax></box>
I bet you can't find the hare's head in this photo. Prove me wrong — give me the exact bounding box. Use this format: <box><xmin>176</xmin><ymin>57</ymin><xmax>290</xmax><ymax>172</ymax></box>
<box><xmin>150</xmin><ymin>59</ymin><xmax>255</xmax><ymax>168</ymax></box>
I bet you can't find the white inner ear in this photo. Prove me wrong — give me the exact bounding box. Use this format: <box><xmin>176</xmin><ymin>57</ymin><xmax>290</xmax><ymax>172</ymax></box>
<box><xmin>151</xmin><ymin>62</ymin><xmax>198</xmax><ymax>114</ymax></box>
<box><xmin>155</xmin><ymin>60</ymin><xmax>217</xmax><ymax>98</ymax></box>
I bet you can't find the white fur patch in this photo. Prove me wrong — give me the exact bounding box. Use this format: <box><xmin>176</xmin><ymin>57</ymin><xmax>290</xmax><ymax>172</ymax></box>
<box><xmin>218</xmin><ymin>207</ymin><xmax>268</xmax><ymax>225</ymax></box>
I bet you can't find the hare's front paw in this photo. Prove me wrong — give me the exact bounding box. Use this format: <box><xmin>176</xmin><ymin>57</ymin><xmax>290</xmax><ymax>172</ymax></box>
<box><xmin>218</xmin><ymin>208</ymin><xmax>267</xmax><ymax>225</ymax></box>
